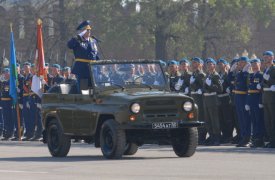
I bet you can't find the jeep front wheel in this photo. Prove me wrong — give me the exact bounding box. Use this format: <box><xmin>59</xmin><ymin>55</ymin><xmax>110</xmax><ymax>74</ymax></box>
<box><xmin>47</xmin><ymin>119</ymin><xmax>71</xmax><ymax>157</ymax></box>
<box><xmin>100</xmin><ymin>119</ymin><xmax>126</xmax><ymax>159</ymax></box>
<box><xmin>172</xmin><ymin>128</ymin><xmax>198</xmax><ymax>157</ymax></box>
<box><xmin>124</xmin><ymin>143</ymin><xmax>138</xmax><ymax>155</ymax></box>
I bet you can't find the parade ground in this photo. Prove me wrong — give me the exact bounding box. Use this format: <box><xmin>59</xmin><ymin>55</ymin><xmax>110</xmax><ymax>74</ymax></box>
<box><xmin>0</xmin><ymin>142</ymin><xmax>274</xmax><ymax>180</ymax></box>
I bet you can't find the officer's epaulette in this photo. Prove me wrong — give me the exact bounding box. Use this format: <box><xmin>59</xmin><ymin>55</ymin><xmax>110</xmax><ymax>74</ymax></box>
<box><xmin>76</xmin><ymin>35</ymin><xmax>85</xmax><ymax>43</ymax></box>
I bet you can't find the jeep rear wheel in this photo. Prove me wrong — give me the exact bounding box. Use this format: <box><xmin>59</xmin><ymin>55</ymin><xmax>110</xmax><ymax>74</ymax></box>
<box><xmin>124</xmin><ymin>143</ymin><xmax>138</xmax><ymax>155</ymax></box>
<box><xmin>100</xmin><ymin>119</ymin><xmax>126</xmax><ymax>159</ymax></box>
<box><xmin>172</xmin><ymin>128</ymin><xmax>198</xmax><ymax>157</ymax></box>
<box><xmin>47</xmin><ymin>119</ymin><xmax>71</xmax><ymax>157</ymax></box>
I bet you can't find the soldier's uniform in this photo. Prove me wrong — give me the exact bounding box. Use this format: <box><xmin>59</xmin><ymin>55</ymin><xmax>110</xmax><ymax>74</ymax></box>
<box><xmin>168</xmin><ymin>60</ymin><xmax>181</xmax><ymax>92</ymax></box>
<box><xmin>51</xmin><ymin>64</ymin><xmax>65</xmax><ymax>86</ymax></box>
<box><xmin>175</xmin><ymin>59</ymin><xmax>191</xmax><ymax>95</ymax></box>
<box><xmin>202</xmin><ymin>58</ymin><xmax>223</xmax><ymax>145</ymax></box>
<box><xmin>262</xmin><ymin>51</ymin><xmax>275</xmax><ymax>148</ymax></box>
<box><xmin>189</xmin><ymin>57</ymin><xmax>206</xmax><ymax>144</ymax></box>
<box><xmin>234</xmin><ymin>56</ymin><xmax>251</xmax><ymax>147</ymax></box>
<box><xmin>247</xmin><ymin>58</ymin><xmax>265</xmax><ymax>147</ymax></box>
<box><xmin>67</xmin><ymin>20</ymin><xmax>99</xmax><ymax>90</ymax></box>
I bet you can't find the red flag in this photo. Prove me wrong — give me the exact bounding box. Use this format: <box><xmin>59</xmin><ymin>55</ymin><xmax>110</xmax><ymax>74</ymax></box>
<box><xmin>36</xmin><ymin>19</ymin><xmax>47</xmax><ymax>82</ymax></box>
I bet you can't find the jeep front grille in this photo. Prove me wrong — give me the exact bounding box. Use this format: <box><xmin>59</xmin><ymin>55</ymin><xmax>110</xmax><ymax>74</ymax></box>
<box><xmin>143</xmin><ymin>109</ymin><xmax>178</xmax><ymax>119</ymax></box>
<box><xmin>146</xmin><ymin>100</ymin><xmax>175</xmax><ymax>106</ymax></box>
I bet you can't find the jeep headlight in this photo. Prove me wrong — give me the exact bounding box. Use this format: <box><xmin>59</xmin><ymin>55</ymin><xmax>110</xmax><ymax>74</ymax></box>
<box><xmin>183</xmin><ymin>101</ymin><xmax>193</xmax><ymax>112</ymax></box>
<box><xmin>130</xmin><ymin>103</ymin><xmax>140</xmax><ymax>114</ymax></box>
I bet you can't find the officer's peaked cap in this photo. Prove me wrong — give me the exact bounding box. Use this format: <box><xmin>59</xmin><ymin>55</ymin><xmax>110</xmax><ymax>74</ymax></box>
<box><xmin>76</xmin><ymin>20</ymin><xmax>92</xmax><ymax>31</ymax></box>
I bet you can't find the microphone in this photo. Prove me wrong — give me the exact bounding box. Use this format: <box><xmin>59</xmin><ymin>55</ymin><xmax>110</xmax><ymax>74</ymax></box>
<box><xmin>92</xmin><ymin>35</ymin><xmax>102</xmax><ymax>43</ymax></box>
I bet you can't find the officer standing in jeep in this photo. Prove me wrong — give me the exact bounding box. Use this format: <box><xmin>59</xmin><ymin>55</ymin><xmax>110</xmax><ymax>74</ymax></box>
<box><xmin>67</xmin><ymin>20</ymin><xmax>99</xmax><ymax>92</ymax></box>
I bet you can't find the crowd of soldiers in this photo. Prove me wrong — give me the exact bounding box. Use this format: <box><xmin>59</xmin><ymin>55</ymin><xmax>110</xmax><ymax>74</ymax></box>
<box><xmin>0</xmin><ymin>62</ymin><xmax>76</xmax><ymax>141</ymax></box>
<box><xmin>166</xmin><ymin>50</ymin><xmax>275</xmax><ymax>148</ymax></box>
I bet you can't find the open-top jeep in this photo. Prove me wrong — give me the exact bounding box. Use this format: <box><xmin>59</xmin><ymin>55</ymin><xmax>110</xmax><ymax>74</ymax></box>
<box><xmin>42</xmin><ymin>60</ymin><xmax>203</xmax><ymax>159</ymax></box>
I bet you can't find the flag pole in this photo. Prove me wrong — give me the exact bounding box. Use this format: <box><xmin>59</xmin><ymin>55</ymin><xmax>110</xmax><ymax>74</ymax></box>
<box><xmin>10</xmin><ymin>23</ymin><xmax>21</xmax><ymax>141</ymax></box>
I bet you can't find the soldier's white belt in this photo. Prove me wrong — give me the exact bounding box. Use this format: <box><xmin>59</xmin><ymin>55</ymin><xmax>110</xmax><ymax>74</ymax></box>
<box><xmin>263</xmin><ymin>88</ymin><xmax>272</xmax><ymax>91</ymax></box>
<box><xmin>218</xmin><ymin>93</ymin><xmax>229</xmax><ymax>98</ymax></box>
<box><xmin>191</xmin><ymin>92</ymin><xmax>200</xmax><ymax>95</ymax></box>
<box><xmin>203</xmin><ymin>92</ymin><xmax>217</xmax><ymax>96</ymax></box>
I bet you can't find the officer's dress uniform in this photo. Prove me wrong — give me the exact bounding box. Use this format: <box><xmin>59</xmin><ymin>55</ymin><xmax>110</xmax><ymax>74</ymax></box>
<box><xmin>234</xmin><ymin>66</ymin><xmax>251</xmax><ymax>147</ymax></box>
<box><xmin>203</xmin><ymin>71</ymin><xmax>223</xmax><ymax>145</ymax></box>
<box><xmin>262</xmin><ymin>64</ymin><xmax>275</xmax><ymax>147</ymax></box>
<box><xmin>190</xmin><ymin>69</ymin><xmax>206</xmax><ymax>144</ymax></box>
<box><xmin>0</xmin><ymin>80</ymin><xmax>15</xmax><ymax>139</ymax></box>
<box><xmin>247</xmin><ymin>70</ymin><xmax>265</xmax><ymax>147</ymax></box>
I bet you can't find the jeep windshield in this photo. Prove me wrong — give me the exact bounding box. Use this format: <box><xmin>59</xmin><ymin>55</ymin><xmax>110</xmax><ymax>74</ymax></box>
<box><xmin>92</xmin><ymin>62</ymin><xmax>167</xmax><ymax>91</ymax></box>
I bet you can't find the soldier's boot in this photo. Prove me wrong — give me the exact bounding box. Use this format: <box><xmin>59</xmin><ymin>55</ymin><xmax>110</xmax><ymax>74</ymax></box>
<box><xmin>236</xmin><ymin>136</ymin><xmax>250</xmax><ymax>147</ymax></box>
<box><xmin>250</xmin><ymin>138</ymin><xmax>264</xmax><ymax>148</ymax></box>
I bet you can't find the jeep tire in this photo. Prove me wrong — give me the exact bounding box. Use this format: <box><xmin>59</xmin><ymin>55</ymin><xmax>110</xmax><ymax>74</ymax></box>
<box><xmin>172</xmin><ymin>127</ymin><xmax>198</xmax><ymax>157</ymax></box>
<box><xmin>47</xmin><ymin>119</ymin><xmax>71</xmax><ymax>157</ymax></box>
<box><xmin>100</xmin><ymin>119</ymin><xmax>126</xmax><ymax>159</ymax></box>
<box><xmin>124</xmin><ymin>143</ymin><xmax>138</xmax><ymax>155</ymax></box>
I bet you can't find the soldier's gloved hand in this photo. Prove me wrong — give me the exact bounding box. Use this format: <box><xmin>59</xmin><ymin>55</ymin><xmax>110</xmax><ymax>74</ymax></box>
<box><xmin>19</xmin><ymin>104</ymin><xmax>23</xmax><ymax>109</ymax></box>
<box><xmin>256</xmin><ymin>84</ymin><xmax>261</xmax><ymax>90</ymax></box>
<box><xmin>226</xmin><ymin>87</ymin><xmax>231</xmax><ymax>94</ymax></box>
<box><xmin>230</xmin><ymin>63</ymin><xmax>237</xmax><ymax>72</ymax></box>
<box><xmin>175</xmin><ymin>83</ymin><xmax>181</xmax><ymax>91</ymax></box>
<box><xmin>17</xmin><ymin>87</ymin><xmax>20</xmax><ymax>93</ymax></box>
<box><xmin>26</xmin><ymin>102</ymin><xmax>30</xmax><ymax>109</ymax></box>
<box><xmin>37</xmin><ymin>103</ymin><xmax>42</xmax><ymax>109</ymax></box>
<box><xmin>184</xmin><ymin>87</ymin><xmax>189</xmax><ymax>94</ymax></box>
<box><xmin>263</xmin><ymin>73</ymin><xmax>270</xmax><ymax>81</ymax></box>
<box><xmin>245</xmin><ymin>104</ymin><xmax>250</xmax><ymax>111</ymax></box>
<box><xmin>197</xmin><ymin>89</ymin><xmax>202</xmax><ymax>95</ymax></box>
<box><xmin>243</xmin><ymin>63</ymin><xmax>251</xmax><ymax>72</ymax></box>
<box><xmin>175</xmin><ymin>79</ymin><xmax>184</xmax><ymax>91</ymax></box>
<box><xmin>206</xmin><ymin>78</ymin><xmax>212</xmax><ymax>86</ymax></box>
<box><xmin>0</xmin><ymin>106</ymin><xmax>2</xmax><ymax>110</ymax></box>
<box><xmin>190</xmin><ymin>76</ymin><xmax>195</xmax><ymax>84</ymax></box>
<box><xmin>271</xmin><ymin>85</ymin><xmax>275</xmax><ymax>91</ymax></box>
<box><xmin>259</xmin><ymin>104</ymin><xmax>264</xmax><ymax>108</ymax></box>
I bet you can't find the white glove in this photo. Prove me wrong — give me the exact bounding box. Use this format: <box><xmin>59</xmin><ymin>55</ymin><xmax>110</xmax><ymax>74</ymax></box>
<box><xmin>245</xmin><ymin>104</ymin><xmax>250</xmax><ymax>111</ymax></box>
<box><xmin>226</xmin><ymin>87</ymin><xmax>231</xmax><ymax>94</ymax></box>
<box><xmin>243</xmin><ymin>63</ymin><xmax>251</xmax><ymax>72</ymax></box>
<box><xmin>19</xmin><ymin>104</ymin><xmax>23</xmax><ymax>109</ymax></box>
<box><xmin>175</xmin><ymin>79</ymin><xmax>184</xmax><ymax>91</ymax></box>
<box><xmin>230</xmin><ymin>63</ymin><xmax>237</xmax><ymax>72</ymax></box>
<box><xmin>259</xmin><ymin>104</ymin><xmax>264</xmax><ymax>108</ymax></box>
<box><xmin>190</xmin><ymin>76</ymin><xmax>195</xmax><ymax>84</ymax></box>
<box><xmin>184</xmin><ymin>87</ymin><xmax>189</xmax><ymax>94</ymax></box>
<box><xmin>17</xmin><ymin>87</ymin><xmax>20</xmax><ymax>93</ymax></box>
<box><xmin>42</xmin><ymin>79</ymin><xmax>47</xmax><ymax>85</ymax></box>
<box><xmin>271</xmin><ymin>85</ymin><xmax>275</xmax><ymax>91</ymax></box>
<box><xmin>256</xmin><ymin>84</ymin><xmax>261</xmax><ymax>90</ymax></box>
<box><xmin>197</xmin><ymin>89</ymin><xmax>202</xmax><ymax>95</ymax></box>
<box><xmin>26</xmin><ymin>102</ymin><xmax>30</xmax><ymax>109</ymax></box>
<box><xmin>0</xmin><ymin>107</ymin><xmax>2</xmax><ymax>109</ymax></box>
<box><xmin>206</xmin><ymin>78</ymin><xmax>212</xmax><ymax>86</ymax></box>
<box><xmin>263</xmin><ymin>73</ymin><xmax>270</xmax><ymax>81</ymax></box>
<box><xmin>37</xmin><ymin>103</ymin><xmax>42</xmax><ymax>109</ymax></box>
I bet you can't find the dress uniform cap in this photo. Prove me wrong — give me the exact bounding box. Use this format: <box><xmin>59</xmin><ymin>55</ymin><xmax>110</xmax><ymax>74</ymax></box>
<box><xmin>52</xmin><ymin>64</ymin><xmax>61</xmax><ymax>70</ymax></box>
<box><xmin>169</xmin><ymin>60</ymin><xmax>178</xmax><ymax>66</ymax></box>
<box><xmin>191</xmin><ymin>57</ymin><xmax>204</xmax><ymax>64</ymax></box>
<box><xmin>238</xmin><ymin>56</ymin><xmax>249</xmax><ymax>62</ymax></box>
<box><xmin>205</xmin><ymin>58</ymin><xmax>216</xmax><ymax>65</ymax></box>
<box><xmin>250</xmin><ymin>58</ymin><xmax>261</xmax><ymax>64</ymax></box>
<box><xmin>263</xmin><ymin>51</ymin><xmax>274</xmax><ymax>56</ymax></box>
<box><xmin>217</xmin><ymin>58</ymin><xmax>229</xmax><ymax>65</ymax></box>
<box><xmin>23</xmin><ymin>62</ymin><xmax>31</xmax><ymax>66</ymax></box>
<box><xmin>3</xmin><ymin>68</ymin><xmax>10</xmax><ymax>73</ymax></box>
<box><xmin>76</xmin><ymin>20</ymin><xmax>92</xmax><ymax>31</ymax></box>
<box><xmin>179</xmin><ymin>58</ymin><xmax>190</xmax><ymax>65</ymax></box>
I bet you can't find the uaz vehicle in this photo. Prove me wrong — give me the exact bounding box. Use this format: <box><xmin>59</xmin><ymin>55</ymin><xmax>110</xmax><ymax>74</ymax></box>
<box><xmin>42</xmin><ymin>60</ymin><xmax>203</xmax><ymax>159</ymax></box>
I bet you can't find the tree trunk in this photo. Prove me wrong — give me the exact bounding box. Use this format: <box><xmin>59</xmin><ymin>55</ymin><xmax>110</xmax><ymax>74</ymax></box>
<box><xmin>58</xmin><ymin>0</ymin><xmax>67</xmax><ymax>66</ymax></box>
<box><xmin>155</xmin><ymin>29</ymin><xmax>167</xmax><ymax>60</ymax></box>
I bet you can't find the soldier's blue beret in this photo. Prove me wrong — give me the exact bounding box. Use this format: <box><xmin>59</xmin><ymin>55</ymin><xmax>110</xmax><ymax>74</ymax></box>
<box><xmin>63</xmin><ymin>66</ymin><xmax>71</xmax><ymax>71</ymax></box>
<box><xmin>52</xmin><ymin>64</ymin><xmax>61</xmax><ymax>69</ymax></box>
<box><xmin>16</xmin><ymin>63</ymin><xmax>20</xmax><ymax>67</ymax></box>
<box><xmin>76</xmin><ymin>20</ymin><xmax>92</xmax><ymax>31</ymax></box>
<box><xmin>23</xmin><ymin>62</ymin><xmax>31</xmax><ymax>66</ymax></box>
<box><xmin>159</xmin><ymin>60</ymin><xmax>167</xmax><ymax>67</ymax></box>
<box><xmin>192</xmin><ymin>57</ymin><xmax>204</xmax><ymax>64</ymax></box>
<box><xmin>31</xmin><ymin>63</ymin><xmax>35</xmax><ymax>67</ymax></box>
<box><xmin>231</xmin><ymin>59</ymin><xmax>238</xmax><ymax>65</ymax></box>
<box><xmin>45</xmin><ymin>63</ymin><xmax>49</xmax><ymax>67</ymax></box>
<box><xmin>179</xmin><ymin>58</ymin><xmax>190</xmax><ymax>65</ymax></box>
<box><xmin>250</xmin><ymin>58</ymin><xmax>261</xmax><ymax>64</ymax></box>
<box><xmin>169</xmin><ymin>60</ymin><xmax>178</xmax><ymax>66</ymax></box>
<box><xmin>205</xmin><ymin>58</ymin><xmax>216</xmax><ymax>65</ymax></box>
<box><xmin>263</xmin><ymin>51</ymin><xmax>274</xmax><ymax>56</ymax></box>
<box><xmin>217</xmin><ymin>58</ymin><xmax>229</xmax><ymax>65</ymax></box>
<box><xmin>3</xmin><ymin>68</ymin><xmax>10</xmax><ymax>73</ymax></box>
<box><xmin>238</xmin><ymin>56</ymin><xmax>249</xmax><ymax>62</ymax></box>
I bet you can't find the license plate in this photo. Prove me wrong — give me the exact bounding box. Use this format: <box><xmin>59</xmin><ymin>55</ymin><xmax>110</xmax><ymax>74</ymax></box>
<box><xmin>152</xmin><ymin>122</ymin><xmax>178</xmax><ymax>129</ymax></box>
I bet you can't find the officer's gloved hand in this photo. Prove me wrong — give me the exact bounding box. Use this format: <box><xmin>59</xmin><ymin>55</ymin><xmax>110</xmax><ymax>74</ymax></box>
<box><xmin>37</xmin><ymin>103</ymin><xmax>42</xmax><ymax>109</ymax></box>
<box><xmin>19</xmin><ymin>104</ymin><xmax>23</xmax><ymax>109</ymax></box>
<box><xmin>190</xmin><ymin>76</ymin><xmax>195</xmax><ymax>84</ymax></box>
<box><xmin>243</xmin><ymin>63</ymin><xmax>251</xmax><ymax>72</ymax></box>
<box><xmin>263</xmin><ymin>73</ymin><xmax>270</xmax><ymax>81</ymax></box>
<box><xmin>226</xmin><ymin>87</ymin><xmax>231</xmax><ymax>94</ymax></box>
<box><xmin>256</xmin><ymin>84</ymin><xmax>261</xmax><ymax>90</ymax></box>
<box><xmin>271</xmin><ymin>85</ymin><xmax>275</xmax><ymax>91</ymax></box>
<box><xmin>197</xmin><ymin>89</ymin><xmax>202</xmax><ymax>95</ymax></box>
<box><xmin>26</xmin><ymin>102</ymin><xmax>30</xmax><ymax>109</ymax></box>
<box><xmin>245</xmin><ymin>104</ymin><xmax>250</xmax><ymax>111</ymax></box>
<box><xmin>230</xmin><ymin>63</ymin><xmax>237</xmax><ymax>72</ymax></box>
<box><xmin>184</xmin><ymin>87</ymin><xmax>189</xmax><ymax>94</ymax></box>
<box><xmin>259</xmin><ymin>104</ymin><xmax>264</xmax><ymax>108</ymax></box>
<box><xmin>205</xmin><ymin>78</ymin><xmax>212</xmax><ymax>86</ymax></box>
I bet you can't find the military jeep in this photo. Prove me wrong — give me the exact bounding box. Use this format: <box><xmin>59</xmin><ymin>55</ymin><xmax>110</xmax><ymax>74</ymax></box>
<box><xmin>42</xmin><ymin>60</ymin><xmax>203</xmax><ymax>159</ymax></box>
